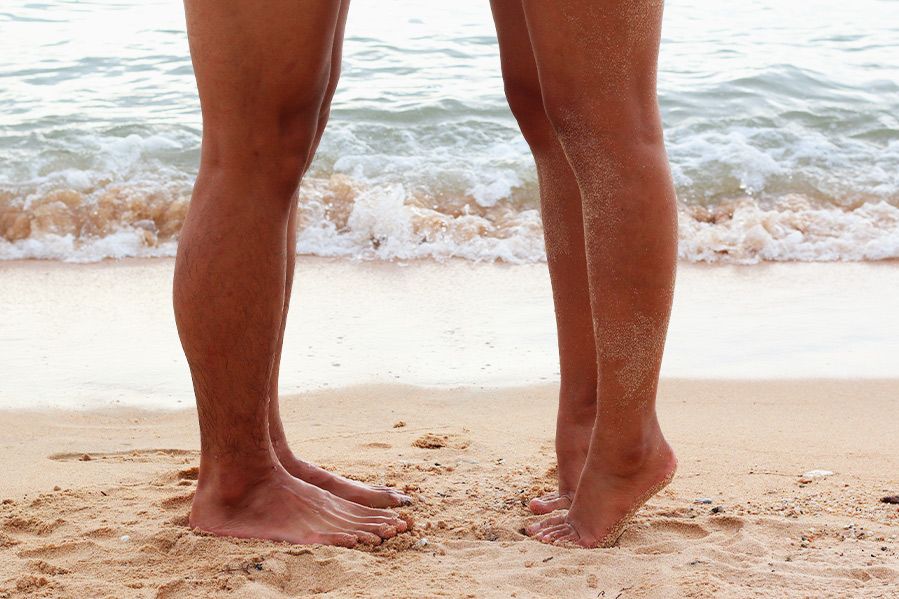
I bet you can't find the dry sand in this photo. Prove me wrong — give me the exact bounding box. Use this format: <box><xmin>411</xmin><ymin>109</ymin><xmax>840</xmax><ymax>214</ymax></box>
<box><xmin>1</xmin><ymin>380</ymin><xmax>897</xmax><ymax>598</ymax></box>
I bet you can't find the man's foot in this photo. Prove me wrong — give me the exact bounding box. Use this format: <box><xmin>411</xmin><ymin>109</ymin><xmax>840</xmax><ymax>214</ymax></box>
<box><xmin>526</xmin><ymin>434</ymin><xmax>676</xmax><ymax>548</ymax></box>
<box><xmin>277</xmin><ymin>453</ymin><xmax>412</xmax><ymax>509</ymax></box>
<box><xmin>190</xmin><ymin>466</ymin><xmax>409</xmax><ymax>547</ymax></box>
<box><xmin>528</xmin><ymin>414</ymin><xmax>593</xmax><ymax>515</ymax></box>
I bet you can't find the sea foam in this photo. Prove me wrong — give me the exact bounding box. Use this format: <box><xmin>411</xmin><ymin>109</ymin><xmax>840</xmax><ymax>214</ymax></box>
<box><xmin>2</xmin><ymin>170</ymin><xmax>897</xmax><ymax>264</ymax></box>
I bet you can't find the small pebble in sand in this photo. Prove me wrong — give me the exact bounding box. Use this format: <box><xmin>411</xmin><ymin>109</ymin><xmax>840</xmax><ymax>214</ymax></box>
<box><xmin>393</xmin><ymin>421</ymin><xmax>407</xmax><ymax>428</ymax></box>
<box><xmin>694</xmin><ymin>498</ymin><xmax>713</xmax><ymax>505</ymax></box>
<box><xmin>120</xmin><ymin>535</ymin><xmax>130</xmax><ymax>542</ymax></box>
<box><xmin>415</xmin><ymin>538</ymin><xmax>429</xmax><ymax>548</ymax></box>
<box><xmin>710</xmin><ymin>506</ymin><xmax>725</xmax><ymax>514</ymax></box>
<box><xmin>52</xmin><ymin>486</ymin><xmax>61</xmax><ymax>492</ymax></box>
<box><xmin>881</xmin><ymin>495</ymin><xmax>899</xmax><ymax>505</ymax></box>
<box><xmin>78</xmin><ymin>454</ymin><xmax>92</xmax><ymax>462</ymax></box>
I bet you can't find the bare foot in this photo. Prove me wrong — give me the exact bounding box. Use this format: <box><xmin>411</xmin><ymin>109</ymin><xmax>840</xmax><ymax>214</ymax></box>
<box><xmin>529</xmin><ymin>411</ymin><xmax>594</xmax><ymax>515</ymax></box>
<box><xmin>277</xmin><ymin>453</ymin><xmax>412</xmax><ymax>509</ymax></box>
<box><xmin>190</xmin><ymin>465</ymin><xmax>409</xmax><ymax>547</ymax></box>
<box><xmin>526</xmin><ymin>434</ymin><xmax>676</xmax><ymax>548</ymax></box>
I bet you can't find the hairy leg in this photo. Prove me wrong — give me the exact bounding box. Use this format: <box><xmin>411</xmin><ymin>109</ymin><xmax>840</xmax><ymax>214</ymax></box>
<box><xmin>490</xmin><ymin>0</ymin><xmax>597</xmax><ymax>516</ymax></box>
<box><xmin>264</xmin><ymin>0</ymin><xmax>412</xmax><ymax>509</ymax></box>
<box><xmin>520</xmin><ymin>0</ymin><xmax>678</xmax><ymax>548</ymax></box>
<box><xmin>174</xmin><ymin>0</ymin><xmax>407</xmax><ymax>546</ymax></box>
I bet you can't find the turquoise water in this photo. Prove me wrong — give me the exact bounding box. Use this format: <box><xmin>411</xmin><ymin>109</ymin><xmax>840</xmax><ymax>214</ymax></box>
<box><xmin>1</xmin><ymin>0</ymin><xmax>897</xmax><ymax>262</ymax></box>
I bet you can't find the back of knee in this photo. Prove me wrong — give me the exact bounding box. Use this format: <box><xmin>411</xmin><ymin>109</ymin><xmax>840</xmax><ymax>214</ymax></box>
<box><xmin>502</xmin><ymin>78</ymin><xmax>556</xmax><ymax>148</ymax></box>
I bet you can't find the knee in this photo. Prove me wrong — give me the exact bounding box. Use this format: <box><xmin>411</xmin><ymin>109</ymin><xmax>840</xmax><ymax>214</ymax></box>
<box><xmin>540</xmin><ymin>76</ymin><xmax>663</xmax><ymax>153</ymax></box>
<box><xmin>200</xmin><ymin>77</ymin><xmax>333</xmax><ymax>197</ymax></box>
<box><xmin>502</xmin><ymin>77</ymin><xmax>556</xmax><ymax>149</ymax></box>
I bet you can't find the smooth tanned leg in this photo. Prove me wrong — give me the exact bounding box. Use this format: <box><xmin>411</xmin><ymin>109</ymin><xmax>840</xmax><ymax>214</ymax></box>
<box><xmin>265</xmin><ymin>0</ymin><xmax>412</xmax><ymax>510</ymax></box>
<box><xmin>520</xmin><ymin>0</ymin><xmax>678</xmax><ymax>547</ymax></box>
<box><xmin>175</xmin><ymin>0</ymin><xmax>407</xmax><ymax>546</ymax></box>
<box><xmin>490</xmin><ymin>0</ymin><xmax>597</xmax><ymax>516</ymax></box>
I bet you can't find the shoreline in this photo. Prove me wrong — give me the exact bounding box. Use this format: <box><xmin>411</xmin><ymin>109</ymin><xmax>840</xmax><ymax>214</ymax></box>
<box><xmin>1</xmin><ymin>381</ymin><xmax>896</xmax><ymax>597</ymax></box>
<box><xmin>2</xmin><ymin>257</ymin><xmax>898</xmax><ymax>411</ymax></box>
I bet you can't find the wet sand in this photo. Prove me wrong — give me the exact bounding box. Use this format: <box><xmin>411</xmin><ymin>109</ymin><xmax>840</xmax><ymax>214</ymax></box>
<box><xmin>2</xmin><ymin>258</ymin><xmax>898</xmax><ymax>410</ymax></box>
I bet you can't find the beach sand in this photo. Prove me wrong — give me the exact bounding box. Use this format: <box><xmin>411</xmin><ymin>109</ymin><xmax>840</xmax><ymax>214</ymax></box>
<box><xmin>1</xmin><ymin>381</ymin><xmax>897</xmax><ymax>598</ymax></box>
<box><xmin>0</xmin><ymin>258</ymin><xmax>897</xmax><ymax>597</ymax></box>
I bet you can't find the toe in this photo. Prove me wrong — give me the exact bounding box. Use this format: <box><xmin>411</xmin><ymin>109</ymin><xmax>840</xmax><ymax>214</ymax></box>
<box><xmin>375</xmin><ymin>489</ymin><xmax>413</xmax><ymax>508</ymax></box>
<box><xmin>361</xmin><ymin>506</ymin><xmax>400</xmax><ymax>520</ymax></box>
<box><xmin>529</xmin><ymin>493</ymin><xmax>572</xmax><ymax>515</ymax></box>
<box><xmin>534</xmin><ymin>524</ymin><xmax>569</xmax><ymax>542</ymax></box>
<box><xmin>354</xmin><ymin>531</ymin><xmax>382</xmax><ymax>546</ymax></box>
<box><xmin>375</xmin><ymin>524</ymin><xmax>397</xmax><ymax>539</ymax></box>
<box><xmin>353</xmin><ymin>520</ymin><xmax>397</xmax><ymax>539</ymax></box>
<box><xmin>365</xmin><ymin>490</ymin><xmax>410</xmax><ymax>509</ymax></box>
<box><xmin>351</xmin><ymin>511</ymin><xmax>406</xmax><ymax>538</ymax></box>
<box><xmin>392</xmin><ymin>492</ymin><xmax>413</xmax><ymax>507</ymax></box>
<box><xmin>393</xmin><ymin>518</ymin><xmax>409</xmax><ymax>533</ymax></box>
<box><xmin>525</xmin><ymin>514</ymin><xmax>566</xmax><ymax>536</ymax></box>
<box><xmin>543</xmin><ymin>526</ymin><xmax>575</xmax><ymax>544</ymax></box>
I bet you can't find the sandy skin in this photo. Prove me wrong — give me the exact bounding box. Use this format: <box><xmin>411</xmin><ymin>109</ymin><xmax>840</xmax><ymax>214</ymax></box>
<box><xmin>491</xmin><ymin>0</ymin><xmax>679</xmax><ymax>547</ymax></box>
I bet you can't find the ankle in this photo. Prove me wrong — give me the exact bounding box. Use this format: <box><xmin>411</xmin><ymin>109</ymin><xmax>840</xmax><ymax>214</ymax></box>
<box><xmin>196</xmin><ymin>454</ymin><xmax>282</xmax><ymax>506</ymax></box>
<box><xmin>589</xmin><ymin>423</ymin><xmax>672</xmax><ymax>473</ymax></box>
<box><xmin>269</xmin><ymin>436</ymin><xmax>294</xmax><ymax>464</ymax></box>
<box><xmin>559</xmin><ymin>375</ymin><xmax>596</xmax><ymax>403</ymax></box>
<box><xmin>556</xmin><ymin>386</ymin><xmax>597</xmax><ymax>424</ymax></box>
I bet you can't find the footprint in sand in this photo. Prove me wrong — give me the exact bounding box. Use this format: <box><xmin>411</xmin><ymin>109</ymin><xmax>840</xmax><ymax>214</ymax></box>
<box><xmin>361</xmin><ymin>442</ymin><xmax>393</xmax><ymax>449</ymax></box>
<box><xmin>3</xmin><ymin>516</ymin><xmax>66</xmax><ymax>537</ymax></box>
<box><xmin>412</xmin><ymin>433</ymin><xmax>470</xmax><ymax>450</ymax></box>
<box><xmin>159</xmin><ymin>492</ymin><xmax>194</xmax><ymax>512</ymax></box>
<box><xmin>28</xmin><ymin>559</ymin><xmax>70</xmax><ymax>576</ymax></box>
<box><xmin>632</xmin><ymin>518</ymin><xmax>711</xmax><ymax>542</ymax></box>
<box><xmin>49</xmin><ymin>449</ymin><xmax>197</xmax><ymax>464</ymax></box>
<box><xmin>177</xmin><ymin>466</ymin><xmax>199</xmax><ymax>480</ymax></box>
<box><xmin>150</xmin><ymin>465</ymin><xmax>201</xmax><ymax>488</ymax></box>
<box><xmin>18</xmin><ymin>539</ymin><xmax>99</xmax><ymax>560</ymax></box>
<box><xmin>623</xmin><ymin>513</ymin><xmax>747</xmax><ymax>555</ymax></box>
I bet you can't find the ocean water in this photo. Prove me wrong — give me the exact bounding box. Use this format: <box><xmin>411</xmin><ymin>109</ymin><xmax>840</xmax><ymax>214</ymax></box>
<box><xmin>1</xmin><ymin>0</ymin><xmax>897</xmax><ymax>264</ymax></box>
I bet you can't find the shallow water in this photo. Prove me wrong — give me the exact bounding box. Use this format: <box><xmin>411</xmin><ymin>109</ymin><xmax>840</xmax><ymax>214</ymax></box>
<box><xmin>1</xmin><ymin>0</ymin><xmax>897</xmax><ymax>262</ymax></box>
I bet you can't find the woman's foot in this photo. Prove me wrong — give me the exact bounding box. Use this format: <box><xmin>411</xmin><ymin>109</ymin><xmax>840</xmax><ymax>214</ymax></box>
<box><xmin>278</xmin><ymin>452</ymin><xmax>412</xmax><ymax>509</ymax></box>
<box><xmin>190</xmin><ymin>465</ymin><xmax>408</xmax><ymax>547</ymax></box>
<box><xmin>529</xmin><ymin>406</ymin><xmax>594</xmax><ymax>515</ymax></box>
<box><xmin>527</xmin><ymin>430</ymin><xmax>676</xmax><ymax>548</ymax></box>
<box><xmin>529</xmin><ymin>490</ymin><xmax>573</xmax><ymax>515</ymax></box>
